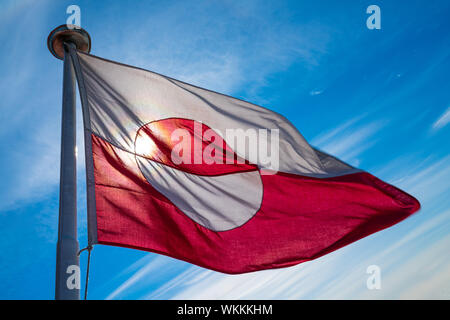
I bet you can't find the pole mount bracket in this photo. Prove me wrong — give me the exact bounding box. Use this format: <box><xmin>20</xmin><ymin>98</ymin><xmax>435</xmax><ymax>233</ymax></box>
<box><xmin>47</xmin><ymin>24</ymin><xmax>91</xmax><ymax>60</ymax></box>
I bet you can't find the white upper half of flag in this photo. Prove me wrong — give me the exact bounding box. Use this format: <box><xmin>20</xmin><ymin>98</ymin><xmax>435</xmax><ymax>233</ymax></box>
<box><xmin>75</xmin><ymin>51</ymin><xmax>356</xmax><ymax>178</ymax></box>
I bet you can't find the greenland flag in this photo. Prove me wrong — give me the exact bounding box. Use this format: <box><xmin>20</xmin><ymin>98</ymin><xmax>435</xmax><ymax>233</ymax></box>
<box><xmin>72</xmin><ymin>49</ymin><xmax>420</xmax><ymax>274</ymax></box>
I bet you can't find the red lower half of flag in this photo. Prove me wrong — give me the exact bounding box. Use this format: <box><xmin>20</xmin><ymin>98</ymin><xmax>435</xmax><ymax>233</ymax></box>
<box><xmin>91</xmin><ymin>134</ymin><xmax>420</xmax><ymax>274</ymax></box>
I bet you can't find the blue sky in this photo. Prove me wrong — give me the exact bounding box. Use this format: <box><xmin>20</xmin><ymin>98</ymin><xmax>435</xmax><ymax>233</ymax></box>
<box><xmin>0</xmin><ymin>0</ymin><xmax>449</xmax><ymax>299</ymax></box>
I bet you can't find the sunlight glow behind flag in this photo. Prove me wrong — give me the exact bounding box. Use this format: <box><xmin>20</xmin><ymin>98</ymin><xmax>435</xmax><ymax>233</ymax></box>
<box><xmin>72</xmin><ymin>48</ymin><xmax>420</xmax><ymax>274</ymax></box>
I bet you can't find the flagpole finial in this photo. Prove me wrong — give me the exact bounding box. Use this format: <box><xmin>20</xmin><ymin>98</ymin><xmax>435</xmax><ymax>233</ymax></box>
<box><xmin>47</xmin><ymin>24</ymin><xmax>91</xmax><ymax>60</ymax></box>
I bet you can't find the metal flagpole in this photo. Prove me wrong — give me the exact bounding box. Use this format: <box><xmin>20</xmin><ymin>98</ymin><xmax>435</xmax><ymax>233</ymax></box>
<box><xmin>47</xmin><ymin>25</ymin><xmax>91</xmax><ymax>300</ymax></box>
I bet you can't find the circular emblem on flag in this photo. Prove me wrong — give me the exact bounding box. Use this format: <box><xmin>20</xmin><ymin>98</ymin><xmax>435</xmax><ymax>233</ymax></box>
<box><xmin>134</xmin><ymin>118</ymin><xmax>263</xmax><ymax>231</ymax></box>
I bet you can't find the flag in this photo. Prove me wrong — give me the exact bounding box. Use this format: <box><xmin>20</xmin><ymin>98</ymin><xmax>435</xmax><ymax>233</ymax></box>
<box><xmin>71</xmin><ymin>48</ymin><xmax>420</xmax><ymax>274</ymax></box>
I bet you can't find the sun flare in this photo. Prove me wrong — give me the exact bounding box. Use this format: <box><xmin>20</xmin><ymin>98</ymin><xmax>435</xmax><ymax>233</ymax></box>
<box><xmin>135</xmin><ymin>129</ymin><xmax>159</xmax><ymax>159</ymax></box>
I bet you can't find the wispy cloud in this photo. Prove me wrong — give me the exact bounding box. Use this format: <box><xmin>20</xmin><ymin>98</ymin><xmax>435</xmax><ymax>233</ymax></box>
<box><xmin>311</xmin><ymin>115</ymin><xmax>387</xmax><ymax>167</ymax></box>
<box><xmin>432</xmin><ymin>107</ymin><xmax>450</xmax><ymax>131</ymax></box>
<box><xmin>0</xmin><ymin>1</ymin><xmax>63</xmax><ymax>212</ymax></box>
<box><xmin>106</xmin><ymin>255</ymin><xmax>168</xmax><ymax>300</ymax></box>
<box><xmin>386</xmin><ymin>155</ymin><xmax>450</xmax><ymax>205</ymax></box>
<box><xmin>309</xmin><ymin>90</ymin><xmax>323</xmax><ymax>96</ymax></box>
<box><xmin>96</xmin><ymin>1</ymin><xmax>332</xmax><ymax>101</ymax></box>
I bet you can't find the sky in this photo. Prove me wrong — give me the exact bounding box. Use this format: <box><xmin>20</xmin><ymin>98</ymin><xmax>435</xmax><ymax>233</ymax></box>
<box><xmin>0</xmin><ymin>0</ymin><xmax>449</xmax><ymax>299</ymax></box>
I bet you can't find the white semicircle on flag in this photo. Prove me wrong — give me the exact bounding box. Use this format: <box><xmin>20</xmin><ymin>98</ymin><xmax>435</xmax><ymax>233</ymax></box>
<box><xmin>136</xmin><ymin>156</ymin><xmax>263</xmax><ymax>231</ymax></box>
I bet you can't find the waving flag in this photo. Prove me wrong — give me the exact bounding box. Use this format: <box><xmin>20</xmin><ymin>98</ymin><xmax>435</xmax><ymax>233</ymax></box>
<box><xmin>71</xmin><ymin>48</ymin><xmax>420</xmax><ymax>274</ymax></box>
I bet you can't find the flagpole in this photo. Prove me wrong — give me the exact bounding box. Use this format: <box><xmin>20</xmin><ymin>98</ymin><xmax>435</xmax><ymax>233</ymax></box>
<box><xmin>47</xmin><ymin>25</ymin><xmax>91</xmax><ymax>300</ymax></box>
